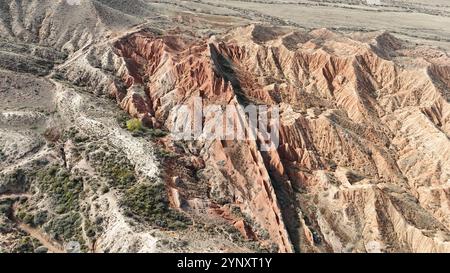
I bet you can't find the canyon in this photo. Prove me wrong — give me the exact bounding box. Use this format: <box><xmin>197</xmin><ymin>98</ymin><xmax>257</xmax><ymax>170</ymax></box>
<box><xmin>0</xmin><ymin>0</ymin><xmax>449</xmax><ymax>253</ymax></box>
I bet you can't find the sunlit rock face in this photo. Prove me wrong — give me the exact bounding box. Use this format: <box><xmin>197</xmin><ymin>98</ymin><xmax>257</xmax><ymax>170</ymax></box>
<box><xmin>107</xmin><ymin>24</ymin><xmax>450</xmax><ymax>253</ymax></box>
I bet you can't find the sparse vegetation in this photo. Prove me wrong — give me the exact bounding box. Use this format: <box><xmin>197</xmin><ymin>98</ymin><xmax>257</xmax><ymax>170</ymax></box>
<box><xmin>43</xmin><ymin>127</ymin><xmax>61</xmax><ymax>143</ymax></box>
<box><xmin>11</xmin><ymin>236</ymin><xmax>42</xmax><ymax>253</ymax></box>
<box><xmin>0</xmin><ymin>203</ymin><xmax>11</xmax><ymax>215</ymax></box>
<box><xmin>0</xmin><ymin>150</ymin><xmax>5</xmax><ymax>161</ymax></box>
<box><xmin>116</xmin><ymin>112</ymin><xmax>130</xmax><ymax>129</ymax></box>
<box><xmin>0</xmin><ymin>169</ymin><xmax>29</xmax><ymax>193</ymax></box>
<box><xmin>36</xmin><ymin>165</ymin><xmax>83</xmax><ymax>214</ymax></box>
<box><xmin>44</xmin><ymin>212</ymin><xmax>84</xmax><ymax>244</ymax></box>
<box><xmin>51</xmin><ymin>71</ymin><xmax>65</xmax><ymax>81</ymax></box>
<box><xmin>98</xmin><ymin>157</ymin><xmax>136</xmax><ymax>190</ymax></box>
<box><xmin>147</xmin><ymin>128</ymin><xmax>168</xmax><ymax>138</ymax></box>
<box><xmin>0</xmin><ymin>217</ymin><xmax>13</xmax><ymax>234</ymax></box>
<box><xmin>87</xmin><ymin>144</ymin><xmax>139</xmax><ymax>190</ymax></box>
<box><xmin>123</xmin><ymin>117</ymin><xmax>168</xmax><ymax>138</ymax></box>
<box><xmin>120</xmin><ymin>183</ymin><xmax>191</xmax><ymax>230</ymax></box>
<box><xmin>84</xmin><ymin>219</ymin><xmax>98</xmax><ymax>239</ymax></box>
<box><xmin>0</xmin><ymin>200</ymin><xmax>13</xmax><ymax>219</ymax></box>
<box><xmin>155</xmin><ymin>148</ymin><xmax>176</xmax><ymax>160</ymax></box>
<box><xmin>100</xmin><ymin>185</ymin><xmax>110</xmax><ymax>194</ymax></box>
<box><xmin>33</xmin><ymin>210</ymin><xmax>49</xmax><ymax>226</ymax></box>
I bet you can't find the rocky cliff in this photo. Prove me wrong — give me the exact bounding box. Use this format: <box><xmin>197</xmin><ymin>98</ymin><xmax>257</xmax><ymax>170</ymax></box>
<box><xmin>106</xmin><ymin>24</ymin><xmax>450</xmax><ymax>253</ymax></box>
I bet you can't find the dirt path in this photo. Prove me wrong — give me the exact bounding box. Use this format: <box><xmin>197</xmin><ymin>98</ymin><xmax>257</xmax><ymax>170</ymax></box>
<box><xmin>0</xmin><ymin>194</ymin><xmax>66</xmax><ymax>253</ymax></box>
<box><xmin>0</xmin><ymin>193</ymin><xmax>32</xmax><ymax>201</ymax></box>
<box><xmin>15</xmin><ymin>223</ymin><xmax>65</xmax><ymax>253</ymax></box>
<box><xmin>13</xmin><ymin>206</ymin><xmax>65</xmax><ymax>253</ymax></box>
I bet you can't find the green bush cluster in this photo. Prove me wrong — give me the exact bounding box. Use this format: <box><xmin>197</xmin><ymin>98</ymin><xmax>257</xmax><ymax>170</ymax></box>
<box><xmin>11</xmin><ymin>237</ymin><xmax>42</xmax><ymax>253</ymax></box>
<box><xmin>17</xmin><ymin>209</ymin><xmax>48</xmax><ymax>227</ymax></box>
<box><xmin>84</xmin><ymin>217</ymin><xmax>103</xmax><ymax>239</ymax></box>
<box><xmin>125</xmin><ymin>118</ymin><xmax>168</xmax><ymax>138</ymax></box>
<box><xmin>36</xmin><ymin>166</ymin><xmax>83</xmax><ymax>214</ymax></box>
<box><xmin>62</xmin><ymin>127</ymin><xmax>78</xmax><ymax>141</ymax></box>
<box><xmin>33</xmin><ymin>210</ymin><xmax>49</xmax><ymax>226</ymax></box>
<box><xmin>0</xmin><ymin>200</ymin><xmax>13</xmax><ymax>216</ymax></box>
<box><xmin>0</xmin><ymin>169</ymin><xmax>29</xmax><ymax>193</ymax></box>
<box><xmin>44</xmin><ymin>212</ymin><xmax>84</xmax><ymax>244</ymax></box>
<box><xmin>155</xmin><ymin>148</ymin><xmax>176</xmax><ymax>160</ymax></box>
<box><xmin>120</xmin><ymin>183</ymin><xmax>191</xmax><ymax>230</ymax></box>
<box><xmin>147</xmin><ymin>129</ymin><xmax>168</xmax><ymax>138</ymax></box>
<box><xmin>98</xmin><ymin>159</ymin><xmax>136</xmax><ymax>190</ymax></box>
<box><xmin>0</xmin><ymin>220</ymin><xmax>13</xmax><ymax>234</ymax></box>
<box><xmin>116</xmin><ymin>112</ymin><xmax>130</xmax><ymax>129</ymax></box>
<box><xmin>20</xmin><ymin>212</ymin><xmax>34</xmax><ymax>226</ymax></box>
<box><xmin>0</xmin><ymin>201</ymin><xmax>14</xmax><ymax>233</ymax></box>
<box><xmin>126</xmin><ymin>118</ymin><xmax>143</xmax><ymax>132</ymax></box>
<box><xmin>87</xmin><ymin>145</ymin><xmax>139</xmax><ymax>190</ymax></box>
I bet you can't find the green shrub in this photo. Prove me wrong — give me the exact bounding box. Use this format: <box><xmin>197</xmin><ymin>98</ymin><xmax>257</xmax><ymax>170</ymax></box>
<box><xmin>100</xmin><ymin>185</ymin><xmax>110</xmax><ymax>194</ymax></box>
<box><xmin>102</xmin><ymin>162</ymin><xmax>136</xmax><ymax>189</ymax></box>
<box><xmin>125</xmin><ymin>118</ymin><xmax>168</xmax><ymax>138</ymax></box>
<box><xmin>0</xmin><ymin>220</ymin><xmax>13</xmax><ymax>234</ymax></box>
<box><xmin>120</xmin><ymin>183</ymin><xmax>191</xmax><ymax>230</ymax></box>
<box><xmin>23</xmin><ymin>214</ymin><xmax>34</xmax><ymax>225</ymax></box>
<box><xmin>51</xmin><ymin>72</ymin><xmax>65</xmax><ymax>81</ymax></box>
<box><xmin>116</xmin><ymin>112</ymin><xmax>130</xmax><ymax>129</ymax></box>
<box><xmin>12</xmin><ymin>237</ymin><xmax>39</xmax><ymax>253</ymax></box>
<box><xmin>86</xmin><ymin>227</ymin><xmax>96</xmax><ymax>238</ymax></box>
<box><xmin>33</xmin><ymin>211</ymin><xmax>48</xmax><ymax>226</ymax></box>
<box><xmin>36</xmin><ymin>166</ymin><xmax>83</xmax><ymax>214</ymax></box>
<box><xmin>126</xmin><ymin>118</ymin><xmax>143</xmax><ymax>132</ymax></box>
<box><xmin>89</xmin><ymin>148</ymin><xmax>137</xmax><ymax>190</ymax></box>
<box><xmin>155</xmin><ymin>148</ymin><xmax>176</xmax><ymax>159</ymax></box>
<box><xmin>147</xmin><ymin>129</ymin><xmax>168</xmax><ymax>138</ymax></box>
<box><xmin>44</xmin><ymin>212</ymin><xmax>83</xmax><ymax>243</ymax></box>
<box><xmin>0</xmin><ymin>200</ymin><xmax>12</xmax><ymax>215</ymax></box>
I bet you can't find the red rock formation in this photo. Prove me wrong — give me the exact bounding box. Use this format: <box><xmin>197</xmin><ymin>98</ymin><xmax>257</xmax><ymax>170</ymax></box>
<box><xmin>109</xmin><ymin>25</ymin><xmax>450</xmax><ymax>253</ymax></box>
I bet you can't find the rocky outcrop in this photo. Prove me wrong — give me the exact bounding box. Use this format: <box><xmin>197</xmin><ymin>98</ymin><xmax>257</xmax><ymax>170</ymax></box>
<box><xmin>105</xmin><ymin>24</ymin><xmax>450</xmax><ymax>252</ymax></box>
